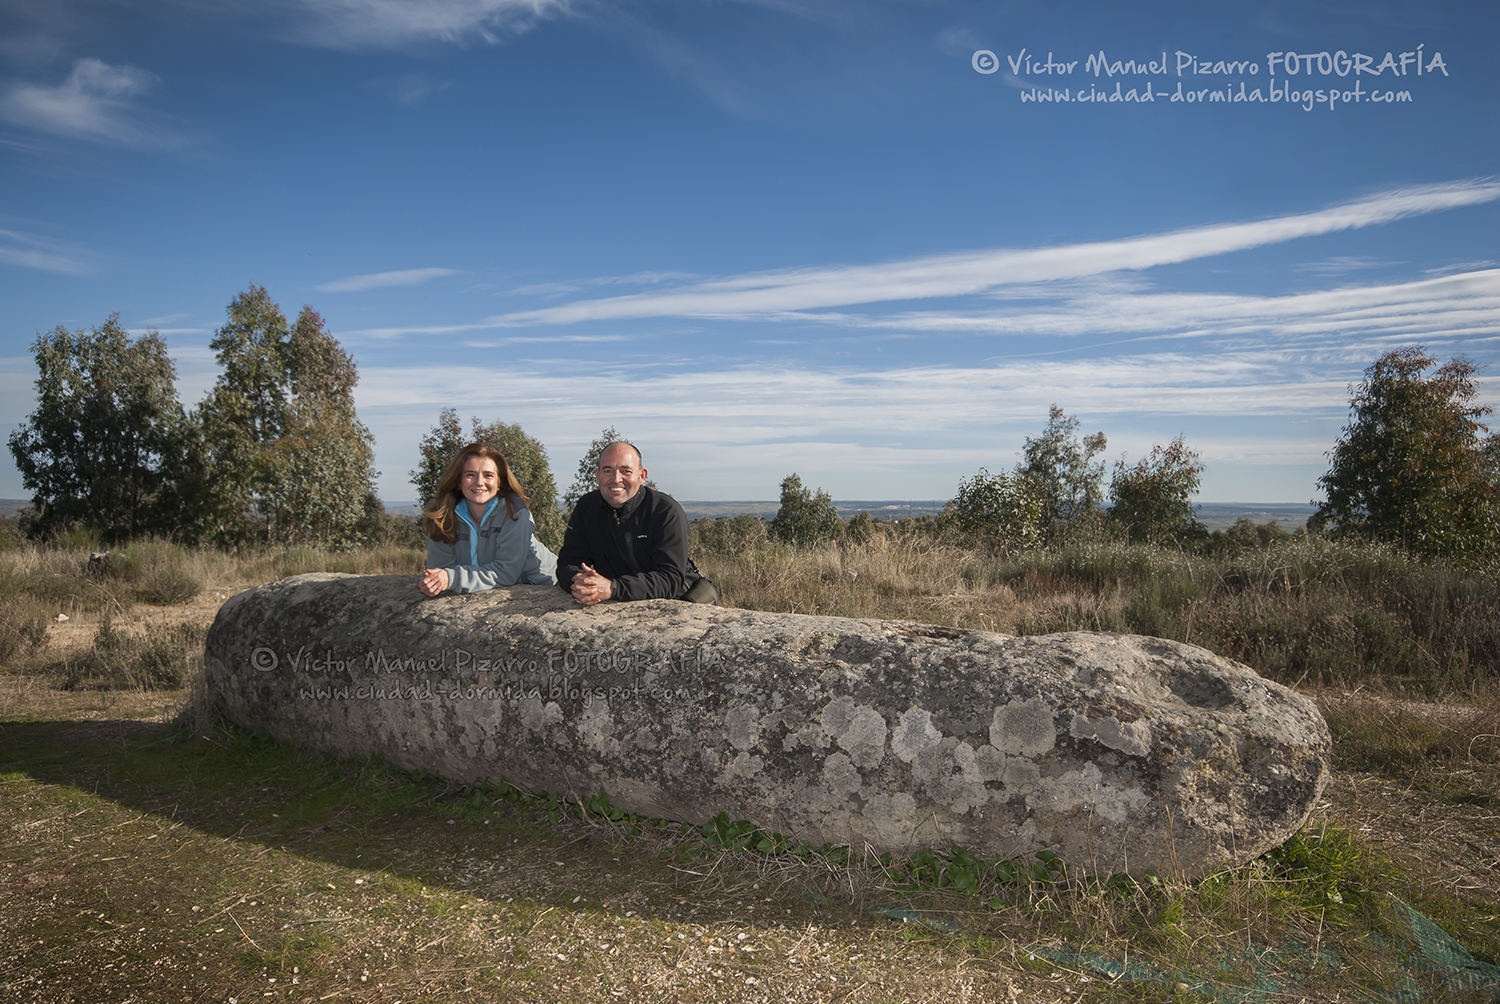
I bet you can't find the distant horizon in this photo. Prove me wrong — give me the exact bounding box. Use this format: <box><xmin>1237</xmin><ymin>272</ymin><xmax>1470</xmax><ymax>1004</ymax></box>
<box><xmin>0</xmin><ymin>496</ymin><xmax>1317</xmax><ymax>534</ymax></box>
<box><xmin>373</xmin><ymin>499</ymin><xmax>1320</xmax><ymax>508</ymax></box>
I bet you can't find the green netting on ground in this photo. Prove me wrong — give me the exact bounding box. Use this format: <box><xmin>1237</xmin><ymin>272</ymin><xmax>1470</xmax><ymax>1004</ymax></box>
<box><xmin>1027</xmin><ymin>940</ymin><xmax>1350</xmax><ymax>1004</ymax></box>
<box><xmin>1398</xmin><ymin>901</ymin><xmax>1500</xmax><ymax>998</ymax></box>
<box><xmin>869</xmin><ymin>899</ymin><xmax>1500</xmax><ymax>1002</ymax></box>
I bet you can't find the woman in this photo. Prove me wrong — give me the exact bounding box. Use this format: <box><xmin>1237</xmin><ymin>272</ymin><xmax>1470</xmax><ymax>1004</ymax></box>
<box><xmin>419</xmin><ymin>444</ymin><xmax>557</xmax><ymax>595</ymax></box>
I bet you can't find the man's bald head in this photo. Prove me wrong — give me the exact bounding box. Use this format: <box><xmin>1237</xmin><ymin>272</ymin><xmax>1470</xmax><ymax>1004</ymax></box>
<box><xmin>598</xmin><ymin>441</ymin><xmax>641</xmax><ymax>468</ymax></box>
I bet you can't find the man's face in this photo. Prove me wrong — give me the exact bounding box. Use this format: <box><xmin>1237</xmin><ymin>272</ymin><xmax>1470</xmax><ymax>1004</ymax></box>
<box><xmin>596</xmin><ymin>444</ymin><xmax>647</xmax><ymax>509</ymax></box>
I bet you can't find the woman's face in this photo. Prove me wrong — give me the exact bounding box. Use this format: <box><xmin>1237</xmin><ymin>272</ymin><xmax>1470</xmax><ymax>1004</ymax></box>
<box><xmin>460</xmin><ymin>455</ymin><xmax>501</xmax><ymax>509</ymax></box>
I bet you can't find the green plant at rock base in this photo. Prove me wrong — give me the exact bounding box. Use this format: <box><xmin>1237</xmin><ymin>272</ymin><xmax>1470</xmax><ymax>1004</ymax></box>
<box><xmin>700</xmin><ymin>812</ymin><xmax>790</xmax><ymax>854</ymax></box>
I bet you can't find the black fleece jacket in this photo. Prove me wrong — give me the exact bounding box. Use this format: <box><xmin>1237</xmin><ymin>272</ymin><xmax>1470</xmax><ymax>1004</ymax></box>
<box><xmin>556</xmin><ymin>486</ymin><xmax>700</xmax><ymax>601</ymax></box>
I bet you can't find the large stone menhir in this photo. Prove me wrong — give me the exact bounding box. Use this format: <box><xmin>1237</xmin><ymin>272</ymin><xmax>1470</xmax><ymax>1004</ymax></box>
<box><xmin>205</xmin><ymin>574</ymin><xmax>1331</xmax><ymax>878</ymax></box>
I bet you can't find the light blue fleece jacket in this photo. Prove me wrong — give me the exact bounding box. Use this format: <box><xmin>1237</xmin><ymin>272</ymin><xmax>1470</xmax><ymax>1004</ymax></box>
<box><xmin>426</xmin><ymin>496</ymin><xmax>558</xmax><ymax>593</ymax></box>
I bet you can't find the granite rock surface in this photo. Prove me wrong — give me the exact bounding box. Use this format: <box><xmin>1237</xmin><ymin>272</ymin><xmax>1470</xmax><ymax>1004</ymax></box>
<box><xmin>204</xmin><ymin>574</ymin><xmax>1331</xmax><ymax>877</ymax></box>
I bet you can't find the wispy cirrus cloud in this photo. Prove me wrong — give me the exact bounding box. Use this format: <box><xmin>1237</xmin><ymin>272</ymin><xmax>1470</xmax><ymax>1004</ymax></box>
<box><xmin>509</xmin><ymin>270</ymin><xmax>700</xmax><ymax>298</ymax></box>
<box><xmin>0</xmin><ymin>58</ymin><xmax>185</xmax><ymax>147</ymax></box>
<box><xmin>485</xmin><ymin>180</ymin><xmax>1500</xmax><ymax>325</ymax></box>
<box><xmin>811</xmin><ymin>268</ymin><xmax>1500</xmax><ymax>346</ymax></box>
<box><xmin>277</xmin><ymin>0</ymin><xmax>570</xmax><ymax>49</ymax></box>
<box><xmin>343</xmin><ymin>267</ymin><xmax>1500</xmax><ymax>351</ymax></box>
<box><xmin>317</xmin><ymin>267</ymin><xmax>459</xmax><ymax>292</ymax></box>
<box><xmin>0</xmin><ymin>227</ymin><xmax>89</xmax><ymax>274</ymax></box>
<box><xmin>370</xmin><ymin>72</ymin><xmax>454</xmax><ymax>107</ymax></box>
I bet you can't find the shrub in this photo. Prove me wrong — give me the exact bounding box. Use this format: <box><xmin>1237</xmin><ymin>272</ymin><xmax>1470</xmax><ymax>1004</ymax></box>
<box><xmin>770</xmin><ymin>474</ymin><xmax>843</xmax><ymax>548</ymax></box>
<box><xmin>845</xmin><ymin>510</ymin><xmax>875</xmax><ymax>544</ymax></box>
<box><xmin>107</xmin><ymin>540</ymin><xmax>204</xmax><ymax>605</ymax></box>
<box><xmin>1108</xmin><ymin>436</ymin><xmax>1204</xmax><ymax>544</ymax></box>
<box><xmin>0</xmin><ymin>516</ymin><xmax>21</xmax><ymax>552</ymax></box>
<box><xmin>942</xmin><ymin>468</ymin><xmax>1046</xmax><ymax>547</ymax></box>
<box><xmin>693</xmin><ymin>514</ymin><xmax>769</xmax><ymax>556</ymax></box>
<box><xmin>0</xmin><ymin>600</ymin><xmax>49</xmax><ymax>667</ymax></box>
<box><xmin>58</xmin><ymin>614</ymin><xmax>205</xmax><ymax>690</ymax></box>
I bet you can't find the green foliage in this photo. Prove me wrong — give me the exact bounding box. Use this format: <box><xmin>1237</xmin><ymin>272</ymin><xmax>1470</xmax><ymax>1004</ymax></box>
<box><xmin>1260</xmin><ymin>824</ymin><xmax>1373</xmax><ymax>915</ymax></box>
<box><xmin>206</xmin><ymin>285</ymin><xmax>293</xmax><ymax>442</ymax></box>
<box><xmin>1019</xmin><ymin>405</ymin><xmax>1108</xmax><ymax>535</ymax></box>
<box><xmin>259</xmin><ymin>432</ymin><xmax>376</xmax><ymax>548</ymax></box>
<box><xmin>7</xmin><ymin>315</ymin><xmax>195</xmax><ymax>542</ymax></box>
<box><xmin>193</xmin><ymin>288</ymin><xmax>377</xmax><ymax>546</ymax></box>
<box><xmin>1109</xmin><ymin>436</ymin><xmax>1205</xmax><ymax>544</ymax></box>
<box><xmin>942</xmin><ymin>467</ymin><xmax>1046</xmax><ymax>547</ymax></box>
<box><xmin>700</xmin><ymin>812</ymin><xmax>789</xmax><ymax>853</ymax></box>
<box><xmin>409</xmin><ymin>407</ymin><xmax>466</xmax><ymax>506</ymax></box>
<box><xmin>410</xmin><ymin>410</ymin><xmax>565</xmax><ymax>550</ymax></box>
<box><xmin>1205</xmin><ymin>517</ymin><xmax>1295</xmax><ymax>555</ymax></box>
<box><xmin>1317</xmin><ymin>347</ymin><xmax>1500</xmax><ymax>563</ymax></box>
<box><xmin>770</xmin><ymin>473</ymin><xmax>844</xmax><ymax>547</ymax></box>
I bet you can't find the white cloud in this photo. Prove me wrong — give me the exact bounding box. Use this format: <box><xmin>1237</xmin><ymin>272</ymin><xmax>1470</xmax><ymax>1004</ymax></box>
<box><xmin>357</xmin><ymin>348</ymin><xmax>1358</xmax><ymax>433</ymax></box>
<box><xmin>1294</xmin><ymin>255</ymin><xmax>1393</xmax><ymax>275</ymax></box>
<box><xmin>0</xmin><ymin>227</ymin><xmax>88</xmax><ymax>274</ymax></box>
<box><xmin>0</xmin><ymin>58</ymin><xmax>181</xmax><ymax>146</ymax></box>
<box><xmin>282</xmin><ymin>0</ymin><xmax>569</xmax><ymax>49</ymax></box>
<box><xmin>354</xmin><ymin>345</ymin><xmax>1374</xmax><ymax>500</ymax></box>
<box><xmin>486</xmin><ymin>180</ymin><xmax>1500</xmax><ymax>324</ymax></box>
<box><xmin>509</xmin><ymin>270</ymin><xmax>701</xmax><ymax>297</ymax></box>
<box><xmin>317</xmin><ymin>267</ymin><xmax>459</xmax><ymax>292</ymax></box>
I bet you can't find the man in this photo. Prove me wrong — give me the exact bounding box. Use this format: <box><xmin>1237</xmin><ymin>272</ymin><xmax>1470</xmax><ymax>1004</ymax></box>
<box><xmin>558</xmin><ymin>441</ymin><xmax>717</xmax><ymax>605</ymax></box>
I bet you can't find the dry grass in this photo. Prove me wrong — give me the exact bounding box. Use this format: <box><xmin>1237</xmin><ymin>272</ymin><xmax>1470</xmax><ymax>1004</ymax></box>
<box><xmin>0</xmin><ymin>540</ymin><xmax>425</xmax><ymax>688</ymax></box>
<box><xmin>3</xmin><ymin>534</ymin><xmax>1500</xmax><ymax>1000</ymax></box>
<box><xmin>697</xmin><ymin>531</ymin><xmax>1037</xmax><ymax>633</ymax></box>
<box><xmin>696</xmin><ymin>526</ymin><xmax>1500</xmax><ymax>695</ymax></box>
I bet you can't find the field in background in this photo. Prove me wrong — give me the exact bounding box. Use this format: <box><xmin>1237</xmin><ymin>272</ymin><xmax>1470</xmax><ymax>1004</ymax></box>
<box><xmin>1</xmin><ymin>526</ymin><xmax>1497</xmax><ymax>1002</ymax></box>
<box><xmin>370</xmin><ymin>499</ymin><xmax>1320</xmax><ymax>531</ymax></box>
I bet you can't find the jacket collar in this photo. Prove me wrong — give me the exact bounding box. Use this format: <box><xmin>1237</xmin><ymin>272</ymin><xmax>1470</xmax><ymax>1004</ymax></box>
<box><xmin>603</xmin><ymin>484</ymin><xmax>649</xmax><ymax>520</ymax></box>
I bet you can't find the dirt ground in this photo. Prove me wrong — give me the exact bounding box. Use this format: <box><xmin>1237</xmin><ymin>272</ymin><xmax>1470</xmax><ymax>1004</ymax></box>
<box><xmin>3</xmin><ymin>594</ymin><xmax>1500</xmax><ymax>1003</ymax></box>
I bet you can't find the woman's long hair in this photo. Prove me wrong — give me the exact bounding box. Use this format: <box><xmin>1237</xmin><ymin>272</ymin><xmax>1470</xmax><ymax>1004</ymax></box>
<box><xmin>423</xmin><ymin>443</ymin><xmax>531</xmax><ymax>543</ymax></box>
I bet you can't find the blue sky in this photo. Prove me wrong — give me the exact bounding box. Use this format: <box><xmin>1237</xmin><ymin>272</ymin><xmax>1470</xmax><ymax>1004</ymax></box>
<box><xmin>2</xmin><ymin>0</ymin><xmax>1497</xmax><ymax>505</ymax></box>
